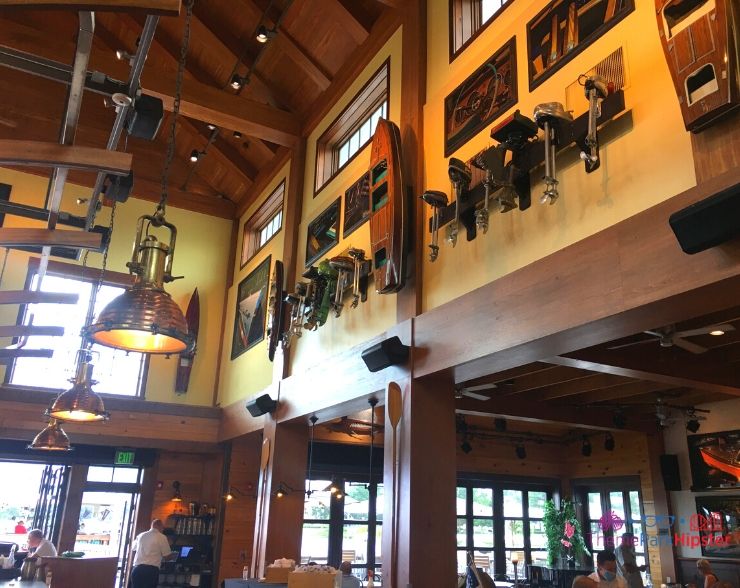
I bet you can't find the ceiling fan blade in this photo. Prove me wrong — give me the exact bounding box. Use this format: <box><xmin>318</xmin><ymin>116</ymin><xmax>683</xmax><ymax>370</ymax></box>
<box><xmin>608</xmin><ymin>338</ymin><xmax>657</xmax><ymax>350</ymax></box>
<box><xmin>675</xmin><ymin>324</ymin><xmax>736</xmax><ymax>338</ymax></box>
<box><xmin>672</xmin><ymin>337</ymin><xmax>708</xmax><ymax>354</ymax></box>
<box><xmin>461</xmin><ymin>383</ymin><xmax>497</xmax><ymax>393</ymax></box>
<box><xmin>462</xmin><ymin>390</ymin><xmax>491</xmax><ymax>401</ymax></box>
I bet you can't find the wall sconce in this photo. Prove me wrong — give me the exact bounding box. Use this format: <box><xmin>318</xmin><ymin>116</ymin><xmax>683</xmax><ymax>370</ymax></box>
<box><xmin>172</xmin><ymin>481</ymin><xmax>183</xmax><ymax>502</ymax></box>
<box><xmin>275</xmin><ymin>482</ymin><xmax>293</xmax><ymax>498</ymax></box>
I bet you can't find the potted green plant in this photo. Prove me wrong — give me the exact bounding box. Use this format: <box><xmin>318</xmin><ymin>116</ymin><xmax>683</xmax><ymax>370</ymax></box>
<box><xmin>543</xmin><ymin>498</ymin><xmax>590</xmax><ymax>567</ymax></box>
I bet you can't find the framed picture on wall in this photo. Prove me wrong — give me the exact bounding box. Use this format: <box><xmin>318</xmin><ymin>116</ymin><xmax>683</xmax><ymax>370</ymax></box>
<box><xmin>343</xmin><ymin>172</ymin><xmax>370</xmax><ymax>238</ymax></box>
<box><xmin>688</xmin><ymin>429</ymin><xmax>740</xmax><ymax>490</ymax></box>
<box><xmin>695</xmin><ymin>495</ymin><xmax>740</xmax><ymax>559</ymax></box>
<box><xmin>305</xmin><ymin>198</ymin><xmax>340</xmax><ymax>266</ymax></box>
<box><xmin>444</xmin><ymin>37</ymin><xmax>517</xmax><ymax>156</ymax></box>
<box><xmin>231</xmin><ymin>255</ymin><xmax>271</xmax><ymax>360</ymax></box>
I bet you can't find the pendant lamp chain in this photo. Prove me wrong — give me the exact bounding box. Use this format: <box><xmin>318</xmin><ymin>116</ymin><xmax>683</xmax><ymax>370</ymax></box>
<box><xmin>159</xmin><ymin>0</ymin><xmax>194</xmax><ymax>217</ymax></box>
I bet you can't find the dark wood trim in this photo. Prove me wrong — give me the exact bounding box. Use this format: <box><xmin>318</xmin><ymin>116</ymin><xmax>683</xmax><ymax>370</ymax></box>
<box><xmin>0</xmin><ymin>0</ymin><xmax>181</xmax><ymax>14</ymax></box>
<box><xmin>57</xmin><ymin>463</ymin><xmax>88</xmax><ymax>553</ymax></box>
<box><xmin>240</xmin><ymin>179</ymin><xmax>286</xmax><ymax>268</ymax></box>
<box><xmin>236</xmin><ymin>148</ymin><xmax>292</xmax><ymax>218</ymax></box>
<box><xmin>27</xmin><ymin>256</ymin><xmax>134</xmax><ymax>287</ymax></box>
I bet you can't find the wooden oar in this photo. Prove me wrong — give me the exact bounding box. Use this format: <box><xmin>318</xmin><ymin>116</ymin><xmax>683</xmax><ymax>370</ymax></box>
<box><xmin>252</xmin><ymin>438</ymin><xmax>271</xmax><ymax>578</ymax></box>
<box><xmin>387</xmin><ymin>381</ymin><xmax>402</xmax><ymax>588</ymax></box>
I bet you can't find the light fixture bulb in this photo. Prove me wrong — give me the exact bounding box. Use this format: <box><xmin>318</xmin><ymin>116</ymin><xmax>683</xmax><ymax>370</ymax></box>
<box><xmin>709</xmin><ymin>330</ymin><xmax>725</xmax><ymax>336</ymax></box>
<box><xmin>189</xmin><ymin>149</ymin><xmax>200</xmax><ymax>163</ymax></box>
<box><xmin>335</xmin><ymin>491</ymin><xmax>343</xmax><ymax>499</ymax></box>
<box><xmin>230</xmin><ymin>74</ymin><xmax>243</xmax><ymax>90</ymax></box>
<box><xmin>256</xmin><ymin>25</ymin><xmax>275</xmax><ymax>43</ymax></box>
<box><xmin>686</xmin><ymin>418</ymin><xmax>701</xmax><ymax>433</ymax></box>
<box><xmin>172</xmin><ymin>481</ymin><xmax>183</xmax><ymax>502</ymax></box>
<box><xmin>604</xmin><ymin>433</ymin><xmax>615</xmax><ymax>451</ymax></box>
<box><xmin>233</xmin><ymin>131</ymin><xmax>242</xmax><ymax>139</ymax></box>
<box><xmin>515</xmin><ymin>444</ymin><xmax>526</xmax><ymax>460</ymax></box>
<box><xmin>225</xmin><ymin>493</ymin><xmax>234</xmax><ymax>501</ymax></box>
<box><xmin>207</xmin><ymin>123</ymin><xmax>217</xmax><ymax>131</ymax></box>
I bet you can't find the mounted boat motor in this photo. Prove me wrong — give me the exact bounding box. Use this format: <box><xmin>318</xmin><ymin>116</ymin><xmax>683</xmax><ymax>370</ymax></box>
<box><xmin>446</xmin><ymin>158</ymin><xmax>472</xmax><ymax>246</ymax></box>
<box><xmin>490</xmin><ymin>110</ymin><xmax>539</xmax><ymax>211</ymax></box>
<box><xmin>421</xmin><ymin>191</ymin><xmax>448</xmax><ymax>261</ymax></box>
<box><xmin>283</xmin><ymin>282</ymin><xmax>308</xmax><ymax>346</ymax></box>
<box><xmin>533</xmin><ymin>102</ymin><xmax>573</xmax><ymax>205</ymax></box>
<box><xmin>329</xmin><ymin>256</ymin><xmax>354</xmax><ymax>318</ymax></box>
<box><xmin>347</xmin><ymin>247</ymin><xmax>367</xmax><ymax>307</ymax></box>
<box><xmin>579</xmin><ymin>75</ymin><xmax>610</xmax><ymax>172</ymax></box>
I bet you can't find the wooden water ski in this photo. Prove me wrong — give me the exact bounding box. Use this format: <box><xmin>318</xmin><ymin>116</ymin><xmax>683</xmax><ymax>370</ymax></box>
<box><xmin>368</xmin><ymin>119</ymin><xmax>406</xmax><ymax>294</ymax></box>
<box><xmin>387</xmin><ymin>381</ymin><xmax>403</xmax><ymax>588</ymax></box>
<box><xmin>175</xmin><ymin>288</ymin><xmax>199</xmax><ymax>393</ymax></box>
<box><xmin>656</xmin><ymin>0</ymin><xmax>740</xmax><ymax>131</ymax></box>
<box><xmin>267</xmin><ymin>260</ymin><xmax>285</xmax><ymax>362</ymax></box>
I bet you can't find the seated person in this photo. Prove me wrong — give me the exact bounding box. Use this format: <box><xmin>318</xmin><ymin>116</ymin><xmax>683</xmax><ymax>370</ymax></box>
<box><xmin>589</xmin><ymin>551</ymin><xmax>627</xmax><ymax>588</ymax></box>
<box><xmin>26</xmin><ymin>529</ymin><xmax>57</xmax><ymax>560</ymax></box>
<box><xmin>339</xmin><ymin>561</ymin><xmax>361</xmax><ymax>588</ymax></box>
<box><xmin>574</xmin><ymin>576</ymin><xmax>599</xmax><ymax>588</ymax></box>
<box><xmin>14</xmin><ymin>520</ymin><xmax>27</xmax><ymax>535</ymax></box>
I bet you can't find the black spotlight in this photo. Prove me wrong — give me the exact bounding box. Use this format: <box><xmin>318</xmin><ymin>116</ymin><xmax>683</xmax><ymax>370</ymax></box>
<box><xmin>361</xmin><ymin>336</ymin><xmax>410</xmax><ymax>372</ymax></box>
<box><xmin>494</xmin><ymin>418</ymin><xmax>507</xmax><ymax>432</ymax></box>
<box><xmin>230</xmin><ymin>74</ymin><xmax>244</xmax><ymax>90</ymax></box>
<box><xmin>604</xmin><ymin>433</ymin><xmax>615</xmax><ymax>451</ymax></box>
<box><xmin>461</xmin><ymin>440</ymin><xmax>473</xmax><ymax>454</ymax></box>
<box><xmin>613</xmin><ymin>412</ymin><xmax>627</xmax><ymax>429</ymax></box>
<box><xmin>515</xmin><ymin>444</ymin><xmax>526</xmax><ymax>459</ymax></box>
<box><xmin>581</xmin><ymin>436</ymin><xmax>592</xmax><ymax>457</ymax></box>
<box><xmin>686</xmin><ymin>418</ymin><xmax>701</xmax><ymax>433</ymax></box>
<box><xmin>189</xmin><ymin>149</ymin><xmax>200</xmax><ymax>163</ymax></box>
<box><xmin>246</xmin><ymin>394</ymin><xmax>278</xmax><ymax>417</ymax></box>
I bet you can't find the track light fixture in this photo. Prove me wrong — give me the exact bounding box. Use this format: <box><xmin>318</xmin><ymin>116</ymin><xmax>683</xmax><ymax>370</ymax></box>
<box><xmin>604</xmin><ymin>433</ymin><xmax>615</xmax><ymax>451</ymax></box>
<box><xmin>115</xmin><ymin>49</ymin><xmax>134</xmax><ymax>63</ymax></box>
<box><xmin>325</xmin><ymin>478</ymin><xmax>340</xmax><ymax>494</ymax></box>
<box><xmin>461</xmin><ymin>440</ymin><xmax>473</xmax><ymax>454</ymax></box>
<box><xmin>494</xmin><ymin>418</ymin><xmax>507</xmax><ymax>432</ymax></box>
<box><xmin>233</xmin><ymin>131</ymin><xmax>242</xmax><ymax>139</ymax></box>
<box><xmin>256</xmin><ymin>25</ymin><xmax>277</xmax><ymax>43</ymax></box>
<box><xmin>207</xmin><ymin>123</ymin><xmax>217</xmax><ymax>131</ymax></box>
<box><xmin>275</xmin><ymin>482</ymin><xmax>292</xmax><ymax>498</ymax></box>
<box><xmin>613</xmin><ymin>411</ymin><xmax>627</xmax><ymax>429</ymax></box>
<box><xmin>172</xmin><ymin>481</ymin><xmax>183</xmax><ymax>502</ymax></box>
<box><xmin>515</xmin><ymin>444</ymin><xmax>526</xmax><ymax>460</ymax></box>
<box><xmin>581</xmin><ymin>436</ymin><xmax>592</xmax><ymax>457</ymax></box>
<box><xmin>686</xmin><ymin>414</ymin><xmax>701</xmax><ymax>433</ymax></box>
<box><xmin>230</xmin><ymin>74</ymin><xmax>246</xmax><ymax>90</ymax></box>
<box><xmin>189</xmin><ymin>149</ymin><xmax>200</xmax><ymax>163</ymax></box>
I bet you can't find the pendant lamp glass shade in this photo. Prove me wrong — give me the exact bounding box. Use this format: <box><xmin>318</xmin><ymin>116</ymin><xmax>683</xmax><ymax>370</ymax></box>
<box><xmin>86</xmin><ymin>213</ymin><xmax>194</xmax><ymax>355</ymax></box>
<box><xmin>48</xmin><ymin>358</ymin><xmax>110</xmax><ymax>422</ymax></box>
<box><xmin>28</xmin><ymin>420</ymin><xmax>72</xmax><ymax>451</ymax></box>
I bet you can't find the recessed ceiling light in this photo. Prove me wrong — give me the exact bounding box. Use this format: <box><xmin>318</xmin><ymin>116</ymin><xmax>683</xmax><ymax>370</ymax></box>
<box><xmin>709</xmin><ymin>330</ymin><xmax>725</xmax><ymax>336</ymax></box>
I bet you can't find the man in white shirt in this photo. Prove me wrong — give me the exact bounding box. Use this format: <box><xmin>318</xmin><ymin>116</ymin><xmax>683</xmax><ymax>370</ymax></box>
<box><xmin>26</xmin><ymin>529</ymin><xmax>57</xmax><ymax>560</ymax></box>
<box><xmin>339</xmin><ymin>561</ymin><xmax>361</xmax><ymax>588</ymax></box>
<box><xmin>130</xmin><ymin>519</ymin><xmax>176</xmax><ymax>588</ymax></box>
<box><xmin>589</xmin><ymin>551</ymin><xmax>628</xmax><ymax>588</ymax></box>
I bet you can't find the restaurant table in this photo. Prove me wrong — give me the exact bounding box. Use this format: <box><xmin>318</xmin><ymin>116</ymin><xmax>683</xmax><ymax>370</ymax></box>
<box><xmin>223</xmin><ymin>580</ymin><xmax>288</xmax><ymax>588</ymax></box>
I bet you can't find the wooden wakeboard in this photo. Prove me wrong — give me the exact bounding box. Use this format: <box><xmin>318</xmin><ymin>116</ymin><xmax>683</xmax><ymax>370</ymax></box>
<box><xmin>267</xmin><ymin>260</ymin><xmax>285</xmax><ymax>362</ymax></box>
<box><xmin>368</xmin><ymin>118</ymin><xmax>406</xmax><ymax>294</ymax></box>
<box><xmin>175</xmin><ymin>288</ymin><xmax>199</xmax><ymax>393</ymax></box>
<box><xmin>656</xmin><ymin>0</ymin><xmax>740</xmax><ymax>131</ymax></box>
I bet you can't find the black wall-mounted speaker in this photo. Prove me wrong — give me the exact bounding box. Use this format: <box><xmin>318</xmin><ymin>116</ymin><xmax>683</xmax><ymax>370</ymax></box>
<box><xmin>659</xmin><ymin>454</ymin><xmax>681</xmax><ymax>491</ymax></box>
<box><xmin>246</xmin><ymin>394</ymin><xmax>277</xmax><ymax>417</ymax></box>
<box><xmin>361</xmin><ymin>336</ymin><xmax>410</xmax><ymax>372</ymax></box>
<box><xmin>669</xmin><ymin>182</ymin><xmax>740</xmax><ymax>254</ymax></box>
<box><xmin>126</xmin><ymin>94</ymin><xmax>164</xmax><ymax>140</ymax></box>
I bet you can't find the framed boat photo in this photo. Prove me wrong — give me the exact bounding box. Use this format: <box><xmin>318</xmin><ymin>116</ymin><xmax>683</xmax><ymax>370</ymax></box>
<box><xmin>444</xmin><ymin>37</ymin><xmax>517</xmax><ymax>156</ymax></box>
<box><xmin>694</xmin><ymin>495</ymin><xmax>740</xmax><ymax>559</ymax></box>
<box><xmin>306</xmin><ymin>198</ymin><xmax>340</xmax><ymax>267</ymax></box>
<box><xmin>343</xmin><ymin>172</ymin><xmax>370</xmax><ymax>238</ymax></box>
<box><xmin>231</xmin><ymin>255</ymin><xmax>271</xmax><ymax>360</ymax></box>
<box><xmin>687</xmin><ymin>429</ymin><xmax>740</xmax><ymax>490</ymax></box>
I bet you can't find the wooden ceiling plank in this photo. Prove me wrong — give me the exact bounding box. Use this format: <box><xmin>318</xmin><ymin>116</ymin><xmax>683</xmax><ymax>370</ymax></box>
<box><xmin>525</xmin><ymin>373</ymin><xmax>631</xmax><ymax>402</ymax></box>
<box><xmin>457</xmin><ymin>362</ymin><xmax>557</xmax><ymax>387</ymax></box>
<box><xmin>235</xmin><ymin>146</ymin><xmax>291</xmax><ymax>218</ymax></box>
<box><xmin>274</xmin><ymin>29</ymin><xmax>331</xmax><ymax>91</ymax></box>
<box><xmin>572</xmin><ymin>381</ymin><xmax>680</xmax><ymax>404</ymax></box>
<box><xmin>0</xmin><ymin>140</ymin><xmax>132</xmax><ymax>175</ymax></box>
<box><xmin>493</xmin><ymin>365</ymin><xmax>594</xmax><ymax>395</ymax></box>
<box><xmin>327</xmin><ymin>0</ymin><xmax>371</xmax><ymax>44</ymax></box>
<box><xmin>0</xmin><ymin>0</ymin><xmax>181</xmax><ymax>15</ymax></box>
<box><xmin>0</xmin><ymin>228</ymin><xmax>103</xmax><ymax>249</ymax></box>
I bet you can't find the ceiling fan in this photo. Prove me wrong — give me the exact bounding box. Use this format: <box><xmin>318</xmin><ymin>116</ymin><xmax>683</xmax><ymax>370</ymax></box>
<box><xmin>454</xmin><ymin>383</ymin><xmax>496</xmax><ymax>401</ymax></box>
<box><xmin>609</xmin><ymin>323</ymin><xmax>735</xmax><ymax>354</ymax></box>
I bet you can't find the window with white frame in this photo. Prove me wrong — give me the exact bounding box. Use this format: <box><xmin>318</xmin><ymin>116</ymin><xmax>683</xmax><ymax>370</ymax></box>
<box><xmin>450</xmin><ymin>0</ymin><xmax>514</xmax><ymax>58</ymax></box>
<box><xmin>241</xmin><ymin>180</ymin><xmax>285</xmax><ymax>266</ymax></box>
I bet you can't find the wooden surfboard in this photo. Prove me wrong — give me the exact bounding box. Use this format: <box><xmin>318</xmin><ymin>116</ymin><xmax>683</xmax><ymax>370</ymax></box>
<box><xmin>655</xmin><ymin>0</ymin><xmax>740</xmax><ymax>131</ymax></box>
<box><xmin>267</xmin><ymin>260</ymin><xmax>285</xmax><ymax>362</ymax></box>
<box><xmin>368</xmin><ymin>118</ymin><xmax>406</xmax><ymax>294</ymax></box>
<box><xmin>175</xmin><ymin>288</ymin><xmax>199</xmax><ymax>393</ymax></box>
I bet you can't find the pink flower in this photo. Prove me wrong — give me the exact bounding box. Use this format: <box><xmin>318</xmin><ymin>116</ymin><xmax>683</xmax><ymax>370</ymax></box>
<box><xmin>560</xmin><ymin>539</ymin><xmax>572</xmax><ymax>548</ymax></box>
<box><xmin>564</xmin><ymin>521</ymin><xmax>575</xmax><ymax>539</ymax></box>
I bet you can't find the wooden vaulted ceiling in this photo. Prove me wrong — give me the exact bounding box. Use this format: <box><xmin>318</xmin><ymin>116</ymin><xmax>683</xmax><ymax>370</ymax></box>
<box><xmin>0</xmin><ymin>0</ymin><xmax>390</xmax><ymax>218</ymax></box>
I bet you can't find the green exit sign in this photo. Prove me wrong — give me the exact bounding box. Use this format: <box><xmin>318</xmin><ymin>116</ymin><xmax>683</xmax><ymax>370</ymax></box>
<box><xmin>115</xmin><ymin>449</ymin><xmax>135</xmax><ymax>465</ymax></box>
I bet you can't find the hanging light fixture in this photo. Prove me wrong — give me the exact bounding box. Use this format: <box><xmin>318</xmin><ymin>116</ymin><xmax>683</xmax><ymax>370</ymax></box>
<box><xmin>86</xmin><ymin>5</ymin><xmax>196</xmax><ymax>356</ymax></box>
<box><xmin>172</xmin><ymin>480</ymin><xmax>183</xmax><ymax>502</ymax></box>
<box><xmin>48</xmin><ymin>351</ymin><xmax>109</xmax><ymax>422</ymax></box>
<box><xmin>28</xmin><ymin>419</ymin><xmax>72</xmax><ymax>451</ymax></box>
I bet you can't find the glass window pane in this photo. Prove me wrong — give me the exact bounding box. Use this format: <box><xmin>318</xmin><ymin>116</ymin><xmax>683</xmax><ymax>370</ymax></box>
<box><xmin>457</xmin><ymin>551</ymin><xmax>468</xmax><ymax>574</ymax></box>
<box><xmin>457</xmin><ymin>517</ymin><xmax>467</xmax><ymax>548</ymax></box>
<box><xmin>339</xmin><ymin>143</ymin><xmax>349</xmax><ymax>167</ymax></box>
<box><xmin>610</xmin><ymin>491</ymin><xmax>626</xmax><ymax>520</ymax></box>
<box><xmin>376</xmin><ymin>484</ymin><xmax>383</xmax><ymax>522</ymax></box>
<box><xmin>629</xmin><ymin>491</ymin><xmax>641</xmax><ymax>520</ymax></box>
<box><xmin>370</xmin><ymin>111</ymin><xmax>381</xmax><ymax>134</ymax></box>
<box><xmin>588</xmin><ymin>492</ymin><xmax>603</xmax><ymax>520</ymax></box>
<box><xmin>304</xmin><ymin>480</ymin><xmax>331</xmax><ymax>520</ymax></box>
<box><xmin>112</xmin><ymin>468</ymin><xmax>139</xmax><ymax>483</ymax></box>
<box><xmin>633</xmin><ymin>523</ymin><xmax>644</xmax><ymax>549</ymax></box>
<box><xmin>530</xmin><ymin>520</ymin><xmax>547</xmax><ymax>549</ymax></box>
<box><xmin>528</xmin><ymin>491</ymin><xmax>546</xmax><ymax>518</ymax></box>
<box><xmin>344</xmin><ymin>483</ymin><xmax>369</xmax><ymax>521</ymax></box>
<box><xmin>349</xmin><ymin>133</ymin><xmax>359</xmax><ymax>155</ymax></box>
<box><xmin>473</xmin><ymin>519</ymin><xmax>493</xmax><ymax>548</ymax></box>
<box><xmin>87</xmin><ymin>466</ymin><xmax>114</xmax><ymax>483</ymax></box>
<box><xmin>359</xmin><ymin>121</ymin><xmax>370</xmax><ymax>145</ymax></box>
<box><xmin>531</xmin><ymin>551</ymin><xmax>548</xmax><ymax>564</ymax></box>
<box><xmin>472</xmin><ymin>488</ymin><xmax>493</xmax><ymax>516</ymax></box>
<box><xmin>505</xmin><ymin>551</ymin><xmax>525</xmax><ymax>577</ymax></box>
<box><xmin>342</xmin><ymin>524</ymin><xmax>368</xmax><ymax>565</ymax></box>
<box><xmin>472</xmin><ymin>551</ymin><xmax>493</xmax><ymax>574</ymax></box>
<box><xmin>457</xmin><ymin>487</ymin><xmax>467</xmax><ymax>516</ymax></box>
<box><xmin>375</xmin><ymin>524</ymin><xmax>382</xmax><ymax>559</ymax></box>
<box><xmin>503</xmin><ymin>489</ymin><xmax>523</xmax><ymax>517</ymax></box>
<box><xmin>301</xmin><ymin>523</ymin><xmax>329</xmax><ymax>564</ymax></box>
<box><xmin>504</xmin><ymin>519</ymin><xmax>524</xmax><ymax>547</ymax></box>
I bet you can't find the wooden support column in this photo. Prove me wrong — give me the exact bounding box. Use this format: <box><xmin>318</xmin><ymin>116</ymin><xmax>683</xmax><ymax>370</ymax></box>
<box><xmin>251</xmin><ymin>418</ymin><xmax>309</xmax><ymax>577</ymax></box>
<box><xmin>382</xmin><ymin>373</ymin><xmax>457</xmax><ymax>588</ymax></box>
<box><xmin>57</xmin><ymin>464</ymin><xmax>88</xmax><ymax>552</ymax></box>
<box><xmin>644</xmin><ymin>432</ymin><xmax>677</xmax><ymax>582</ymax></box>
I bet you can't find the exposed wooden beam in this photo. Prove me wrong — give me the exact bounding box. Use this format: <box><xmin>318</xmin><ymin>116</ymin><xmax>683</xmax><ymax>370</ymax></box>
<box><xmin>0</xmin><ymin>140</ymin><xmax>132</xmax><ymax>175</ymax></box>
<box><xmin>0</xmin><ymin>0</ymin><xmax>181</xmax><ymax>15</ymax></box>
<box><xmin>274</xmin><ymin>30</ymin><xmax>331</xmax><ymax>91</ymax></box>
<box><xmin>327</xmin><ymin>0</ymin><xmax>371</xmax><ymax>44</ymax></box>
<box><xmin>571</xmin><ymin>381</ymin><xmax>679</xmax><ymax>404</ymax></box>
<box><xmin>0</xmin><ymin>325</ymin><xmax>64</xmax><ymax>338</ymax></box>
<box><xmin>0</xmin><ymin>228</ymin><xmax>102</xmax><ymax>249</ymax></box>
<box><xmin>235</xmin><ymin>146</ymin><xmax>291</xmax><ymax>218</ymax></box>
<box><xmin>524</xmin><ymin>373</ymin><xmax>630</xmax><ymax>402</ymax></box>
<box><xmin>457</xmin><ymin>362</ymin><xmax>555</xmax><ymax>387</ymax></box>
<box><xmin>373</xmin><ymin>0</ymin><xmax>399</xmax><ymax>6</ymax></box>
<box><xmin>0</xmin><ymin>291</ymin><xmax>79</xmax><ymax>305</ymax></box>
<box><xmin>543</xmin><ymin>352</ymin><xmax>740</xmax><ymax>397</ymax></box>
<box><xmin>0</xmin><ymin>348</ymin><xmax>54</xmax><ymax>360</ymax></box>
<box><xmin>492</xmin><ymin>365</ymin><xmax>594</xmax><ymax>395</ymax></box>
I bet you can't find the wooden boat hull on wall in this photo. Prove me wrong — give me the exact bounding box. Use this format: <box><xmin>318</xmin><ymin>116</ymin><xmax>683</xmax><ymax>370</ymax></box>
<box><xmin>369</xmin><ymin>118</ymin><xmax>406</xmax><ymax>294</ymax></box>
<box><xmin>656</xmin><ymin>0</ymin><xmax>740</xmax><ymax>132</ymax></box>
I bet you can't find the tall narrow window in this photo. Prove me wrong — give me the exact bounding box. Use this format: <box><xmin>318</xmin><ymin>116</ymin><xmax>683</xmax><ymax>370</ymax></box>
<box><xmin>241</xmin><ymin>180</ymin><xmax>285</xmax><ymax>266</ymax></box>
<box><xmin>450</xmin><ymin>0</ymin><xmax>514</xmax><ymax>59</ymax></box>
<box><xmin>315</xmin><ymin>60</ymin><xmax>390</xmax><ymax>194</ymax></box>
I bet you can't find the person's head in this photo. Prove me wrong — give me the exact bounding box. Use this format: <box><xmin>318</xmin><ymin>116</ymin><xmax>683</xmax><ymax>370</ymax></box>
<box><xmin>596</xmin><ymin>551</ymin><xmax>618</xmax><ymax>582</ymax></box>
<box><xmin>573</xmin><ymin>575</ymin><xmax>599</xmax><ymax>588</ymax></box>
<box><xmin>339</xmin><ymin>561</ymin><xmax>352</xmax><ymax>575</ymax></box>
<box><xmin>151</xmin><ymin>519</ymin><xmax>164</xmax><ymax>532</ymax></box>
<box><xmin>17</xmin><ymin>520</ymin><xmax>24</xmax><ymax>525</ymax></box>
<box><xmin>27</xmin><ymin>529</ymin><xmax>45</xmax><ymax>548</ymax></box>
<box><xmin>621</xmin><ymin>532</ymin><xmax>635</xmax><ymax>548</ymax></box>
<box><xmin>696</xmin><ymin>559</ymin><xmax>713</xmax><ymax>576</ymax></box>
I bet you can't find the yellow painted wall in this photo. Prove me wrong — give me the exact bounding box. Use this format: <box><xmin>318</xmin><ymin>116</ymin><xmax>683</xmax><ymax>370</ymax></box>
<box><xmin>216</xmin><ymin>160</ymin><xmax>290</xmax><ymax>407</ymax></box>
<box><xmin>0</xmin><ymin>167</ymin><xmax>231</xmax><ymax>406</ymax></box>
<box><xmin>423</xmin><ymin>0</ymin><xmax>696</xmax><ymax>310</ymax></box>
<box><xmin>290</xmin><ymin>27</ymin><xmax>403</xmax><ymax>375</ymax></box>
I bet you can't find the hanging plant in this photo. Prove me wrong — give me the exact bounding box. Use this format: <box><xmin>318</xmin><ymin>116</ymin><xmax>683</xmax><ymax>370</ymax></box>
<box><xmin>543</xmin><ymin>498</ymin><xmax>590</xmax><ymax>566</ymax></box>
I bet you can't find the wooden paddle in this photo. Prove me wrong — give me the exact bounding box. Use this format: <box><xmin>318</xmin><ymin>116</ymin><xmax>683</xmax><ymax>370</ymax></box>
<box><xmin>252</xmin><ymin>438</ymin><xmax>271</xmax><ymax>578</ymax></box>
<box><xmin>387</xmin><ymin>381</ymin><xmax>403</xmax><ymax>588</ymax></box>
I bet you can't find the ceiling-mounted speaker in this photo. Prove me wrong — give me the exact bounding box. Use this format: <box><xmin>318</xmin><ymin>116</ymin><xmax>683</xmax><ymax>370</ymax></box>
<box><xmin>126</xmin><ymin>94</ymin><xmax>164</xmax><ymax>140</ymax></box>
<box><xmin>246</xmin><ymin>394</ymin><xmax>278</xmax><ymax>417</ymax></box>
<box><xmin>659</xmin><ymin>454</ymin><xmax>681</xmax><ymax>491</ymax></box>
<box><xmin>668</xmin><ymin>182</ymin><xmax>740</xmax><ymax>254</ymax></box>
<box><xmin>103</xmin><ymin>171</ymin><xmax>134</xmax><ymax>203</ymax></box>
<box><xmin>361</xmin><ymin>336</ymin><xmax>410</xmax><ymax>372</ymax></box>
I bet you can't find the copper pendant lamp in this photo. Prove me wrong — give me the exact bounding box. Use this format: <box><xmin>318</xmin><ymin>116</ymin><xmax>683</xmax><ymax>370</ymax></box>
<box><xmin>28</xmin><ymin>419</ymin><xmax>72</xmax><ymax>451</ymax></box>
<box><xmin>86</xmin><ymin>212</ymin><xmax>194</xmax><ymax>355</ymax></box>
<box><xmin>48</xmin><ymin>352</ymin><xmax>110</xmax><ymax>422</ymax></box>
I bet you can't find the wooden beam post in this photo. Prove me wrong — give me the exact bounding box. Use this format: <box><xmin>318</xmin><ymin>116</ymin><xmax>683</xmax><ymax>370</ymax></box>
<box><xmin>57</xmin><ymin>463</ymin><xmax>88</xmax><ymax>553</ymax></box>
<box><xmin>0</xmin><ymin>0</ymin><xmax>181</xmax><ymax>14</ymax></box>
<box><xmin>0</xmin><ymin>140</ymin><xmax>133</xmax><ymax>175</ymax></box>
